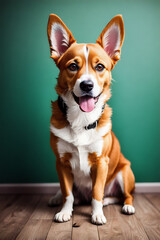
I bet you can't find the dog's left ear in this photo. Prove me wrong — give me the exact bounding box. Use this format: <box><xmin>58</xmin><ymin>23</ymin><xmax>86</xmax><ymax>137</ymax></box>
<box><xmin>96</xmin><ymin>15</ymin><xmax>125</xmax><ymax>64</ymax></box>
<box><xmin>47</xmin><ymin>14</ymin><xmax>76</xmax><ymax>63</ymax></box>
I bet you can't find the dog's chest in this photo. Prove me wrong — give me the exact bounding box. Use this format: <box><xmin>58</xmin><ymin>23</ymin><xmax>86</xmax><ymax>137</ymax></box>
<box><xmin>56</xmin><ymin>129</ymin><xmax>104</xmax><ymax>188</ymax></box>
<box><xmin>70</xmin><ymin>146</ymin><xmax>92</xmax><ymax>189</ymax></box>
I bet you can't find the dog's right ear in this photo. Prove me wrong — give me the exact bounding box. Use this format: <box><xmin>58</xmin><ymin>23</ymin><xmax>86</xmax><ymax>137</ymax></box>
<box><xmin>47</xmin><ymin>14</ymin><xmax>76</xmax><ymax>63</ymax></box>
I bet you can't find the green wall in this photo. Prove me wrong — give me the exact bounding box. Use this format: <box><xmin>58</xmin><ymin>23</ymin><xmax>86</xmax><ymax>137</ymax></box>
<box><xmin>1</xmin><ymin>0</ymin><xmax>160</xmax><ymax>183</ymax></box>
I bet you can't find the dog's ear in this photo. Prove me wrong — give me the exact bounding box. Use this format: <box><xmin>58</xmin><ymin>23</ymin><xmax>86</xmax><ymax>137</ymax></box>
<box><xmin>47</xmin><ymin>14</ymin><xmax>76</xmax><ymax>62</ymax></box>
<box><xmin>96</xmin><ymin>15</ymin><xmax>124</xmax><ymax>64</ymax></box>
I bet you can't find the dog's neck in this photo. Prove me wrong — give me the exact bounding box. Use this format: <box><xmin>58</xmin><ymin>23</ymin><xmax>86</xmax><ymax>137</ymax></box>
<box><xmin>58</xmin><ymin>95</ymin><xmax>106</xmax><ymax>131</ymax></box>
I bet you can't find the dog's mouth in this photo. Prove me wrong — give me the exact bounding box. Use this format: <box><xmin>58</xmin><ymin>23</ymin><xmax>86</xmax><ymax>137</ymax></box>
<box><xmin>72</xmin><ymin>92</ymin><xmax>101</xmax><ymax>112</ymax></box>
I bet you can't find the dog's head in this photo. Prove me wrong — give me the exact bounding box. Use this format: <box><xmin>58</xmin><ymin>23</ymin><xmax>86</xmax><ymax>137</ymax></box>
<box><xmin>47</xmin><ymin>14</ymin><xmax>124</xmax><ymax>113</ymax></box>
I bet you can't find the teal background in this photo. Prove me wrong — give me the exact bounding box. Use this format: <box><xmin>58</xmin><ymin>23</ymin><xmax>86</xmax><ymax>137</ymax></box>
<box><xmin>1</xmin><ymin>0</ymin><xmax>160</xmax><ymax>183</ymax></box>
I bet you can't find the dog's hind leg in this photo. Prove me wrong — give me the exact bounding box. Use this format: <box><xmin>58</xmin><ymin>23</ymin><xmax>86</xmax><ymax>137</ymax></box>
<box><xmin>103</xmin><ymin>171</ymin><xmax>123</xmax><ymax>206</ymax></box>
<box><xmin>103</xmin><ymin>197</ymin><xmax>119</xmax><ymax>206</ymax></box>
<box><xmin>120</xmin><ymin>155</ymin><xmax>135</xmax><ymax>215</ymax></box>
<box><xmin>48</xmin><ymin>186</ymin><xmax>86</xmax><ymax>206</ymax></box>
<box><xmin>48</xmin><ymin>189</ymin><xmax>63</xmax><ymax>206</ymax></box>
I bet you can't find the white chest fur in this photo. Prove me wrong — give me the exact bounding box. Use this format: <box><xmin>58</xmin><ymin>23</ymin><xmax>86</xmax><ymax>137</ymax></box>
<box><xmin>51</xmin><ymin>124</ymin><xmax>109</xmax><ymax>189</ymax></box>
<box><xmin>56</xmin><ymin>133</ymin><xmax>102</xmax><ymax>189</ymax></box>
<box><xmin>50</xmin><ymin>112</ymin><xmax>111</xmax><ymax>190</ymax></box>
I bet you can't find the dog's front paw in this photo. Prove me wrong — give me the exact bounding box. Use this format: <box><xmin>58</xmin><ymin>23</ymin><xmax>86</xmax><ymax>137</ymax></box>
<box><xmin>54</xmin><ymin>211</ymin><xmax>72</xmax><ymax>222</ymax></box>
<box><xmin>122</xmin><ymin>205</ymin><xmax>135</xmax><ymax>215</ymax></box>
<box><xmin>91</xmin><ymin>213</ymin><xmax>107</xmax><ymax>225</ymax></box>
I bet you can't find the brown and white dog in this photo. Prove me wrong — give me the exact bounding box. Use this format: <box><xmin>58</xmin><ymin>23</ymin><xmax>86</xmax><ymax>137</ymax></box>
<box><xmin>47</xmin><ymin>14</ymin><xmax>135</xmax><ymax>225</ymax></box>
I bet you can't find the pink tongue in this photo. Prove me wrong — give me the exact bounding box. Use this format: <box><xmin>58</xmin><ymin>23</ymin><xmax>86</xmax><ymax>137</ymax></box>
<box><xmin>79</xmin><ymin>96</ymin><xmax>95</xmax><ymax>112</ymax></box>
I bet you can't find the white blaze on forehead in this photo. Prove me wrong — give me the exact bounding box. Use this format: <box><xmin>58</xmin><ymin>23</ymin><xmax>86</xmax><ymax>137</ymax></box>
<box><xmin>83</xmin><ymin>45</ymin><xmax>89</xmax><ymax>74</ymax></box>
<box><xmin>73</xmin><ymin>44</ymin><xmax>101</xmax><ymax>98</ymax></box>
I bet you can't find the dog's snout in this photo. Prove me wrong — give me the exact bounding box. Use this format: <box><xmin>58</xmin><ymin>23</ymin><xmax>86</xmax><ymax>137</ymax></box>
<box><xmin>80</xmin><ymin>80</ymin><xmax>94</xmax><ymax>92</ymax></box>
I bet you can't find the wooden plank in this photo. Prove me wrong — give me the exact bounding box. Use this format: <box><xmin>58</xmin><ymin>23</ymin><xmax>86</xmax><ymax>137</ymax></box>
<box><xmin>30</xmin><ymin>195</ymin><xmax>57</xmax><ymax>220</ymax></box>
<box><xmin>73</xmin><ymin>204</ymin><xmax>91</xmax><ymax>219</ymax></box>
<box><xmin>98</xmin><ymin>217</ymin><xmax>123</xmax><ymax>240</ymax></box>
<box><xmin>134</xmin><ymin>194</ymin><xmax>160</xmax><ymax>240</ymax></box>
<box><xmin>0</xmin><ymin>195</ymin><xmax>40</xmax><ymax>240</ymax></box>
<box><xmin>118</xmin><ymin>213</ymin><xmax>149</xmax><ymax>240</ymax></box>
<box><xmin>102</xmin><ymin>204</ymin><xmax>120</xmax><ymax>219</ymax></box>
<box><xmin>46</xmin><ymin>207</ymin><xmax>73</xmax><ymax>240</ymax></box>
<box><xmin>0</xmin><ymin>195</ymin><xmax>17</xmax><ymax>213</ymax></box>
<box><xmin>72</xmin><ymin>221</ymin><xmax>99</xmax><ymax>240</ymax></box>
<box><xmin>16</xmin><ymin>219</ymin><xmax>52</xmax><ymax>240</ymax></box>
<box><xmin>145</xmin><ymin>193</ymin><xmax>160</xmax><ymax>212</ymax></box>
<box><xmin>16</xmin><ymin>195</ymin><xmax>58</xmax><ymax>240</ymax></box>
<box><xmin>46</xmin><ymin>223</ymin><xmax>72</xmax><ymax>240</ymax></box>
<box><xmin>99</xmin><ymin>204</ymin><xmax>149</xmax><ymax>240</ymax></box>
<box><xmin>0</xmin><ymin>195</ymin><xmax>14</xmax><ymax>202</ymax></box>
<box><xmin>72</xmin><ymin>205</ymin><xmax>99</xmax><ymax>240</ymax></box>
<box><xmin>98</xmin><ymin>205</ymin><xmax>123</xmax><ymax>240</ymax></box>
<box><xmin>47</xmin><ymin>230</ymin><xmax>71</xmax><ymax>240</ymax></box>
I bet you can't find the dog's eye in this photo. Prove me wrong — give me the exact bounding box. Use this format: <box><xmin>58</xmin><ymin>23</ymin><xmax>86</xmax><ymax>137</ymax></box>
<box><xmin>95</xmin><ymin>63</ymin><xmax>105</xmax><ymax>72</ymax></box>
<box><xmin>68</xmin><ymin>63</ymin><xmax>79</xmax><ymax>72</ymax></box>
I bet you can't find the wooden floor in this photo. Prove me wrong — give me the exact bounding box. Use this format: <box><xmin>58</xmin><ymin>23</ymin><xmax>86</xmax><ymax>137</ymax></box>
<box><xmin>0</xmin><ymin>193</ymin><xmax>159</xmax><ymax>240</ymax></box>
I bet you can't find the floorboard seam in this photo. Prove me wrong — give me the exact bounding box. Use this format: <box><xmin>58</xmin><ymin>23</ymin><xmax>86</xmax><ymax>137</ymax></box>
<box><xmin>134</xmin><ymin>212</ymin><xmax>150</xmax><ymax>240</ymax></box>
<box><xmin>97</xmin><ymin>225</ymin><xmax>100</xmax><ymax>240</ymax></box>
<box><xmin>71</xmin><ymin>211</ymin><xmax>73</xmax><ymax>240</ymax></box>
<box><xmin>14</xmin><ymin>195</ymin><xmax>42</xmax><ymax>240</ymax></box>
<box><xmin>144</xmin><ymin>194</ymin><xmax>160</xmax><ymax>213</ymax></box>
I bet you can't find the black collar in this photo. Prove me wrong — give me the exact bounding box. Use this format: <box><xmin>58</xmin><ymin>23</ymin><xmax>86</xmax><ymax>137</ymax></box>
<box><xmin>58</xmin><ymin>95</ymin><xmax>68</xmax><ymax>115</ymax></box>
<box><xmin>57</xmin><ymin>95</ymin><xmax>105</xmax><ymax>130</ymax></box>
<box><xmin>85</xmin><ymin>120</ymin><xmax>99</xmax><ymax>130</ymax></box>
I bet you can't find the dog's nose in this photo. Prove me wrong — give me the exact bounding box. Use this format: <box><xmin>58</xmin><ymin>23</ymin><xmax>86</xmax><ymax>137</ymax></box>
<box><xmin>80</xmin><ymin>80</ymin><xmax>94</xmax><ymax>92</ymax></box>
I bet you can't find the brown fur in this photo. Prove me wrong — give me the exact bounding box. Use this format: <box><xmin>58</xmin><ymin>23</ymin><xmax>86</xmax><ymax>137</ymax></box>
<box><xmin>51</xmin><ymin>100</ymin><xmax>68</xmax><ymax>129</ymax></box>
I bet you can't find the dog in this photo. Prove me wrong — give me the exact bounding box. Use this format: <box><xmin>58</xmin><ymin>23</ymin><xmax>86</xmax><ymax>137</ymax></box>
<box><xmin>47</xmin><ymin>14</ymin><xmax>135</xmax><ymax>225</ymax></box>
